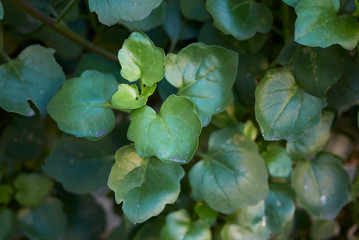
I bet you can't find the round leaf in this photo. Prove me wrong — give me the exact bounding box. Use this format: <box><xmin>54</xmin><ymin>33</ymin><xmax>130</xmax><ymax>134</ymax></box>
<box><xmin>189</xmin><ymin>128</ymin><xmax>269</xmax><ymax>214</ymax></box>
<box><xmin>118</xmin><ymin>31</ymin><xmax>165</xmax><ymax>86</ymax></box>
<box><xmin>108</xmin><ymin>145</ymin><xmax>185</xmax><ymax>223</ymax></box>
<box><xmin>262</xmin><ymin>144</ymin><xmax>292</xmax><ymax>178</ymax></box>
<box><xmin>206</xmin><ymin>0</ymin><xmax>273</xmax><ymax>40</ymax></box>
<box><xmin>291</xmin><ymin>153</ymin><xmax>351</xmax><ymax>220</ymax></box>
<box><xmin>47</xmin><ymin>70</ymin><xmax>118</xmax><ymax>140</ymax></box>
<box><xmin>255</xmin><ymin>68</ymin><xmax>327</xmax><ymax>141</ymax></box>
<box><xmin>128</xmin><ymin>95</ymin><xmax>202</xmax><ymax>164</ymax></box>
<box><xmin>164</xmin><ymin>43</ymin><xmax>238</xmax><ymax>126</ymax></box>
<box><xmin>0</xmin><ymin>45</ymin><xmax>65</xmax><ymax>116</ymax></box>
<box><xmin>294</xmin><ymin>0</ymin><xmax>359</xmax><ymax>50</ymax></box>
<box><xmin>43</xmin><ymin>137</ymin><xmax>114</xmax><ymax>195</ymax></box>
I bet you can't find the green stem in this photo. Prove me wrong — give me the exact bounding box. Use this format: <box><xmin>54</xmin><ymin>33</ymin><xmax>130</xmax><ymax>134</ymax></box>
<box><xmin>0</xmin><ymin>49</ymin><xmax>12</xmax><ymax>63</ymax></box>
<box><xmin>0</xmin><ymin>22</ymin><xmax>3</xmax><ymax>51</ymax></box>
<box><xmin>282</xmin><ymin>2</ymin><xmax>290</xmax><ymax>42</ymax></box>
<box><xmin>11</xmin><ymin>0</ymin><xmax>118</xmax><ymax>62</ymax></box>
<box><xmin>55</xmin><ymin>0</ymin><xmax>80</xmax><ymax>24</ymax></box>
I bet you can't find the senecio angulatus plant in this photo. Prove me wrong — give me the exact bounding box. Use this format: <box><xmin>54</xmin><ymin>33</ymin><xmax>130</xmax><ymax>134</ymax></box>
<box><xmin>1</xmin><ymin>0</ymin><xmax>359</xmax><ymax>239</ymax></box>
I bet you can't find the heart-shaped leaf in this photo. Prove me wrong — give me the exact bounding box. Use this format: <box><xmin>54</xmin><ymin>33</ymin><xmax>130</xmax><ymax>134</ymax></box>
<box><xmin>89</xmin><ymin>0</ymin><xmax>162</xmax><ymax>25</ymax></box>
<box><xmin>47</xmin><ymin>70</ymin><xmax>118</xmax><ymax>140</ymax></box>
<box><xmin>206</xmin><ymin>0</ymin><xmax>273</xmax><ymax>40</ymax></box>
<box><xmin>294</xmin><ymin>0</ymin><xmax>359</xmax><ymax>50</ymax></box>
<box><xmin>189</xmin><ymin>128</ymin><xmax>268</xmax><ymax>214</ymax></box>
<box><xmin>255</xmin><ymin>68</ymin><xmax>327</xmax><ymax>141</ymax></box>
<box><xmin>108</xmin><ymin>145</ymin><xmax>184</xmax><ymax>223</ymax></box>
<box><xmin>111</xmin><ymin>84</ymin><xmax>156</xmax><ymax>110</ymax></box>
<box><xmin>118</xmin><ymin>31</ymin><xmax>165</xmax><ymax>86</ymax></box>
<box><xmin>43</xmin><ymin>137</ymin><xmax>114</xmax><ymax>195</ymax></box>
<box><xmin>128</xmin><ymin>95</ymin><xmax>202</xmax><ymax>164</ymax></box>
<box><xmin>291</xmin><ymin>153</ymin><xmax>351</xmax><ymax>220</ymax></box>
<box><xmin>160</xmin><ymin>209</ymin><xmax>211</xmax><ymax>240</ymax></box>
<box><xmin>0</xmin><ymin>45</ymin><xmax>65</xmax><ymax>116</ymax></box>
<box><xmin>164</xmin><ymin>43</ymin><xmax>238</xmax><ymax>126</ymax></box>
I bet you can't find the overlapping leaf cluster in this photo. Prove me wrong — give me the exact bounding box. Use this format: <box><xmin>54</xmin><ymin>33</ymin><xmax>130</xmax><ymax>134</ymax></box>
<box><xmin>0</xmin><ymin>0</ymin><xmax>359</xmax><ymax>239</ymax></box>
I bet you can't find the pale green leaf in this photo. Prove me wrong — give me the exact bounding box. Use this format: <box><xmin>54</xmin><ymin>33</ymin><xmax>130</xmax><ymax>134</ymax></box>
<box><xmin>283</xmin><ymin>0</ymin><xmax>299</xmax><ymax>7</ymax></box>
<box><xmin>327</xmin><ymin>59</ymin><xmax>359</xmax><ymax>112</ymax></box>
<box><xmin>164</xmin><ymin>43</ymin><xmax>238</xmax><ymax>126</ymax></box>
<box><xmin>206</xmin><ymin>0</ymin><xmax>273</xmax><ymax>40</ymax></box>
<box><xmin>47</xmin><ymin>70</ymin><xmax>118</xmax><ymax>140</ymax></box>
<box><xmin>111</xmin><ymin>84</ymin><xmax>156</xmax><ymax>110</ymax></box>
<box><xmin>291</xmin><ymin>46</ymin><xmax>344</xmax><ymax>97</ymax></box>
<box><xmin>0</xmin><ymin>208</ymin><xmax>15</xmax><ymax>240</ymax></box>
<box><xmin>118</xmin><ymin>31</ymin><xmax>165</xmax><ymax>86</ymax></box>
<box><xmin>128</xmin><ymin>95</ymin><xmax>202</xmax><ymax>164</ymax></box>
<box><xmin>118</xmin><ymin>3</ymin><xmax>166</xmax><ymax>31</ymax></box>
<box><xmin>180</xmin><ymin>0</ymin><xmax>210</xmax><ymax>21</ymax></box>
<box><xmin>14</xmin><ymin>173</ymin><xmax>53</xmax><ymax>207</ymax></box>
<box><xmin>189</xmin><ymin>128</ymin><xmax>268</xmax><ymax>214</ymax></box>
<box><xmin>294</xmin><ymin>0</ymin><xmax>359</xmax><ymax>49</ymax></box>
<box><xmin>160</xmin><ymin>209</ymin><xmax>211</xmax><ymax>240</ymax></box>
<box><xmin>287</xmin><ymin>111</ymin><xmax>334</xmax><ymax>161</ymax></box>
<box><xmin>194</xmin><ymin>202</ymin><xmax>218</xmax><ymax>226</ymax></box>
<box><xmin>221</xmin><ymin>224</ymin><xmax>265</xmax><ymax>240</ymax></box>
<box><xmin>310</xmin><ymin>219</ymin><xmax>337</xmax><ymax>240</ymax></box>
<box><xmin>19</xmin><ymin>198</ymin><xmax>67</xmax><ymax>240</ymax></box>
<box><xmin>0</xmin><ymin>0</ymin><xmax>3</xmax><ymax>20</ymax></box>
<box><xmin>291</xmin><ymin>153</ymin><xmax>351</xmax><ymax>220</ymax></box>
<box><xmin>0</xmin><ymin>45</ymin><xmax>65</xmax><ymax>116</ymax></box>
<box><xmin>43</xmin><ymin>137</ymin><xmax>114</xmax><ymax>195</ymax></box>
<box><xmin>255</xmin><ymin>68</ymin><xmax>327</xmax><ymax>141</ymax></box>
<box><xmin>262</xmin><ymin>144</ymin><xmax>292</xmax><ymax>178</ymax></box>
<box><xmin>108</xmin><ymin>145</ymin><xmax>184</xmax><ymax>223</ymax></box>
<box><xmin>89</xmin><ymin>0</ymin><xmax>162</xmax><ymax>25</ymax></box>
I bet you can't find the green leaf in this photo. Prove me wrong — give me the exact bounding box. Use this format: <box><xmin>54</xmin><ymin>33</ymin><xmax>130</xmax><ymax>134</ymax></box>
<box><xmin>255</xmin><ymin>68</ymin><xmax>327</xmax><ymax>141</ymax></box>
<box><xmin>291</xmin><ymin>46</ymin><xmax>344</xmax><ymax>97</ymax></box>
<box><xmin>283</xmin><ymin>0</ymin><xmax>299</xmax><ymax>7</ymax></box>
<box><xmin>262</xmin><ymin>144</ymin><xmax>292</xmax><ymax>178</ymax></box>
<box><xmin>19</xmin><ymin>198</ymin><xmax>67</xmax><ymax>240</ymax></box>
<box><xmin>291</xmin><ymin>153</ymin><xmax>351</xmax><ymax>220</ymax></box>
<box><xmin>88</xmin><ymin>0</ymin><xmax>163</xmax><ymax>25</ymax></box>
<box><xmin>43</xmin><ymin>137</ymin><xmax>114</xmax><ymax>195</ymax></box>
<box><xmin>206</xmin><ymin>0</ymin><xmax>273</xmax><ymax>40</ymax></box>
<box><xmin>180</xmin><ymin>0</ymin><xmax>210</xmax><ymax>22</ymax></box>
<box><xmin>0</xmin><ymin>185</ymin><xmax>13</xmax><ymax>205</ymax></box>
<box><xmin>160</xmin><ymin>209</ymin><xmax>211</xmax><ymax>240</ymax></box>
<box><xmin>111</xmin><ymin>83</ymin><xmax>156</xmax><ymax>110</ymax></box>
<box><xmin>189</xmin><ymin>128</ymin><xmax>268</xmax><ymax>214</ymax></box>
<box><xmin>194</xmin><ymin>202</ymin><xmax>218</xmax><ymax>226</ymax></box>
<box><xmin>287</xmin><ymin>111</ymin><xmax>334</xmax><ymax>161</ymax></box>
<box><xmin>0</xmin><ymin>208</ymin><xmax>15</xmax><ymax>240</ymax></box>
<box><xmin>118</xmin><ymin>31</ymin><xmax>165</xmax><ymax>86</ymax></box>
<box><xmin>327</xmin><ymin>59</ymin><xmax>359</xmax><ymax>113</ymax></box>
<box><xmin>0</xmin><ymin>45</ymin><xmax>65</xmax><ymax>116</ymax></box>
<box><xmin>133</xmin><ymin>217</ymin><xmax>164</xmax><ymax>240</ymax></box>
<box><xmin>221</xmin><ymin>183</ymin><xmax>295</xmax><ymax>239</ymax></box>
<box><xmin>47</xmin><ymin>70</ymin><xmax>118</xmax><ymax>140</ymax></box>
<box><xmin>108</xmin><ymin>145</ymin><xmax>185</xmax><ymax>223</ymax></box>
<box><xmin>128</xmin><ymin>95</ymin><xmax>202</xmax><ymax>164</ymax></box>
<box><xmin>164</xmin><ymin>43</ymin><xmax>238</xmax><ymax>126</ymax></box>
<box><xmin>118</xmin><ymin>3</ymin><xmax>166</xmax><ymax>31</ymax></box>
<box><xmin>14</xmin><ymin>173</ymin><xmax>53</xmax><ymax>207</ymax></box>
<box><xmin>294</xmin><ymin>0</ymin><xmax>359</xmax><ymax>50</ymax></box>
<box><xmin>310</xmin><ymin>219</ymin><xmax>337</xmax><ymax>240</ymax></box>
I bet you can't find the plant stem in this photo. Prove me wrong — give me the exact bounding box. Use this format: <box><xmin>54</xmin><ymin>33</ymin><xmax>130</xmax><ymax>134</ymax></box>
<box><xmin>0</xmin><ymin>22</ymin><xmax>3</xmax><ymax>51</ymax></box>
<box><xmin>11</xmin><ymin>0</ymin><xmax>118</xmax><ymax>62</ymax></box>
<box><xmin>282</xmin><ymin>2</ymin><xmax>290</xmax><ymax>42</ymax></box>
<box><xmin>55</xmin><ymin>0</ymin><xmax>80</xmax><ymax>24</ymax></box>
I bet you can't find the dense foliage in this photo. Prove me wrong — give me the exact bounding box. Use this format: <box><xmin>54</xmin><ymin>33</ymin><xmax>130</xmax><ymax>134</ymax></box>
<box><xmin>0</xmin><ymin>0</ymin><xmax>359</xmax><ymax>239</ymax></box>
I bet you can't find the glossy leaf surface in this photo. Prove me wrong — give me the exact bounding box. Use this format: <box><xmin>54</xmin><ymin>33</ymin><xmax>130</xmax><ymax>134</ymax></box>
<box><xmin>111</xmin><ymin>84</ymin><xmax>156</xmax><ymax>110</ymax></box>
<box><xmin>43</xmin><ymin>137</ymin><xmax>114</xmax><ymax>195</ymax></box>
<box><xmin>165</xmin><ymin>43</ymin><xmax>238</xmax><ymax>126</ymax></box>
<box><xmin>255</xmin><ymin>68</ymin><xmax>327</xmax><ymax>141</ymax></box>
<box><xmin>294</xmin><ymin>0</ymin><xmax>359</xmax><ymax>49</ymax></box>
<box><xmin>108</xmin><ymin>145</ymin><xmax>184</xmax><ymax>223</ymax></box>
<box><xmin>189</xmin><ymin>128</ymin><xmax>268</xmax><ymax>214</ymax></box>
<box><xmin>0</xmin><ymin>45</ymin><xmax>65</xmax><ymax>116</ymax></box>
<box><xmin>206</xmin><ymin>0</ymin><xmax>273</xmax><ymax>40</ymax></box>
<box><xmin>291</xmin><ymin>153</ymin><xmax>351</xmax><ymax>220</ymax></box>
<box><xmin>128</xmin><ymin>95</ymin><xmax>201</xmax><ymax>164</ymax></box>
<box><xmin>118</xmin><ymin>31</ymin><xmax>165</xmax><ymax>86</ymax></box>
<box><xmin>47</xmin><ymin>70</ymin><xmax>118</xmax><ymax>140</ymax></box>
